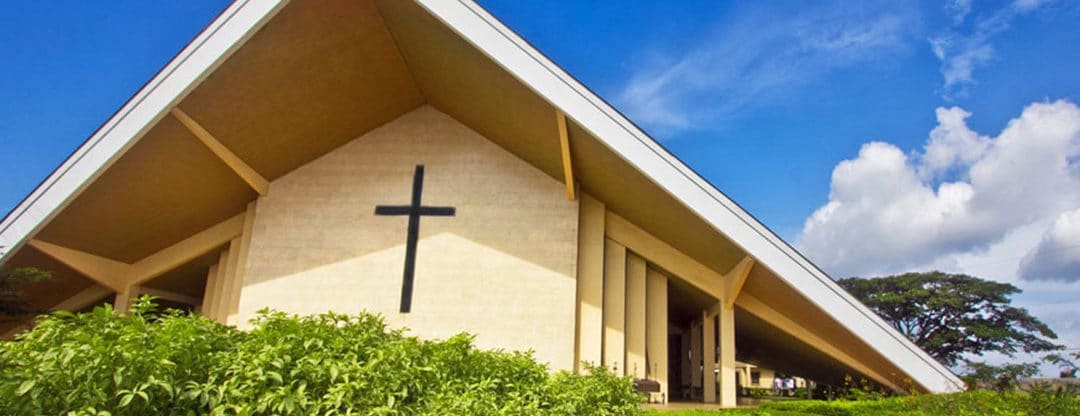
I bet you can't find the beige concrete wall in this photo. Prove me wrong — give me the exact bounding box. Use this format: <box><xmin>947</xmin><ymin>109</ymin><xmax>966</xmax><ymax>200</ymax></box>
<box><xmin>235</xmin><ymin>106</ymin><xmax>579</xmax><ymax>370</ymax></box>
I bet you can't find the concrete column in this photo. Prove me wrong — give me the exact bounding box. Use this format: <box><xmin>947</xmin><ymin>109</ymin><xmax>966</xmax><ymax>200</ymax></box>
<box><xmin>680</xmin><ymin>331</ymin><xmax>692</xmax><ymax>388</ymax></box>
<box><xmin>625</xmin><ymin>253</ymin><xmax>647</xmax><ymax>378</ymax></box>
<box><xmin>226</xmin><ymin>200</ymin><xmax>258</xmax><ymax>325</ymax></box>
<box><xmin>202</xmin><ymin>263</ymin><xmax>221</xmax><ymax>318</ymax></box>
<box><xmin>690</xmin><ymin>321</ymin><xmax>702</xmax><ymax>390</ymax></box>
<box><xmin>719</xmin><ymin>305</ymin><xmax>737</xmax><ymax>407</ymax></box>
<box><xmin>217</xmin><ymin>238</ymin><xmax>242</xmax><ymax>322</ymax></box>
<box><xmin>703</xmin><ymin>311</ymin><xmax>717</xmax><ymax>403</ymax></box>
<box><xmin>205</xmin><ymin>249</ymin><xmax>230</xmax><ymax>322</ymax></box>
<box><xmin>113</xmin><ymin>285</ymin><xmax>138</xmax><ymax>313</ymax></box>
<box><xmin>575</xmin><ymin>194</ymin><xmax>605</xmax><ymax>372</ymax></box>
<box><xmin>646</xmin><ymin>268</ymin><xmax>668</xmax><ymax>400</ymax></box>
<box><xmin>603</xmin><ymin>238</ymin><xmax>627</xmax><ymax>374</ymax></box>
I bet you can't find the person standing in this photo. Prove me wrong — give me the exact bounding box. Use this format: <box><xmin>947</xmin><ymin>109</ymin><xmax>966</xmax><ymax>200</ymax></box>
<box><xmin>772</xmin><ymin>375</ymin><xmax>783</xmax><ymax>396</ymax></box>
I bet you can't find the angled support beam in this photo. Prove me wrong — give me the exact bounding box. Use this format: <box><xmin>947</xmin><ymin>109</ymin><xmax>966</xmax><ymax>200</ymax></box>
<box><xmin>29</xmin><ymin>213</ymin><xmax>243</xmax><ymax>295</ymax></box>
<box><xmin>724</xmin><ymin>256</ymin><xmax>755</xmax><ymax>309</ymax></box>
<box><xmin>27</xmin><ymin>240</ymin><xmax>131</xmax><ymax>292</ymax></box>
<box><xmin>52</xmin><ymin>284</ymin><xmax>113</xmax><ymax>312</ymax></box>
<box><xmin>556</xmin><ymin>110</ymin><xmax>577</xmax><ymax>201</ymax></box>
<box><xmin>129</xmin><ymin>213</ymin><xmax>245</xmax><ymax>285</ymax></box>
<box><xmin>171</xmin><ymin>108</ymin><xmax>269</xmax><ymax>195</ymax></box>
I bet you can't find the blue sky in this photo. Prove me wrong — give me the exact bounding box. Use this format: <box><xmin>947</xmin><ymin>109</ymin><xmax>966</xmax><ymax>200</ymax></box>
<box><xmin>2</xmin><ymin>1</ymin><xmax>1079</xmax><ymax>369</ymax></box>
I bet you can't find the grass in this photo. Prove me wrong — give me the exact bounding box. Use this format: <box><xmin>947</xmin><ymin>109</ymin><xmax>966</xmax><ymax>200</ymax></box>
<box><xmin>641</xmin><ymin>389</ymin><xmax>1080</xmax><ymax>415</ymax></box>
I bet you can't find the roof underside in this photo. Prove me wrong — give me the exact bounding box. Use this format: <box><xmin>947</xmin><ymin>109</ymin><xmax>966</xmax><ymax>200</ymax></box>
<box><xmin>0</xmin><ymin>0</ymin><xmax>960</xmax><ymax>392</ymax></box>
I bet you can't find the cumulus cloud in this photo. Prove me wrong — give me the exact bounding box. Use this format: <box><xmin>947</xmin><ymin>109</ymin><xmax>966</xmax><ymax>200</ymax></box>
<box><xmin>798</xmin><ymin>100</ymin><xmax>1080</xmax><ymax>278</ymax></box>
<box><xmin>615</xmin><ymin>1</ymin><xmax>915</xmax><ymax>135</ymax></box>
<box><xmin>930</xmin><ymin>0</ymin><xmax>1054</xmax><ymax>99</ymax></box>
<box><xmin>919</xmin><ymin>107</ymin><xmax>990</xmax><ymax>179</ymax></box>
<box><xmin>1019</xmin><ymin>209</ymin><xmax>1080</xmax><ymax>281</ymax></box>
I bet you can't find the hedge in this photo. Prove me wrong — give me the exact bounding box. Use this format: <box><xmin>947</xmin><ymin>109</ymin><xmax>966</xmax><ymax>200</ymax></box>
<box><xmin>0</xmin><ymin>297</ymin><xmax>642</xmax><ymax>415</ymax></box>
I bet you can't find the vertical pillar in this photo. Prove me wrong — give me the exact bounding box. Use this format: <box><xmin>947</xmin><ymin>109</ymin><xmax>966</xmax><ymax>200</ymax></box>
<box><xmin>603</xmin><ymin>238</ymin><xmax>627</xmax><ymax>374</ymax></box>
<box><xmin>218</xmin><ymin>238</ymin><xmax>242</xmax><ymax>323</ymax></box>
<box><xmin>206</xmin><ymin>249</ymin><xmax>230</xmax><ymax>322</ymax></box>
<box><xmin>646</xmin><ymin>268</ymin><xmax>668</xmax><ymax>400</ymax></box>
<box><xmin>625</xmin><ymin>253</ymin><xmax>647</xmax><ymax>378</ymax></box>
<box><xmin>226</xmin><ymin>200</ymin><xmax>258</xmax><ymax>325</ymax></box>
<box><xmin>703</xmin><ymin>311</ymin><xmax>717</xmax><ymax>403</ymax></box>
<box><xmin>680</xmin><ymin>331</ymin><xmax>692</xmax><ymax>389</ymax></box>
<box><xmin>202</xmin><ymin>263</ymin><xmax>221</xmax><ymax>318</ymax></box>
<box><xmin>113</xmin><ymin>285</ymin><xmax>138</xmax><ymax>313</ymax></box>
<box><xmin>575</xmin><ymin>194</ymin><xmax>605</xmax><ymax>372</ymax></box>
<box><xmin>690</xmin><ymin>321</ymin><xmax>702</xmax><ymax>391</ymax></box>
<box><xmin>719</xmin><ymin>304</ymin><xmax>737</xmax><ymax>407</ymax></box>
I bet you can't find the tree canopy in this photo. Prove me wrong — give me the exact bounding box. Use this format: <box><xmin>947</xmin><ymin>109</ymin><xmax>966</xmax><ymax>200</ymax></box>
<box><xmin>838</xmin><ymin>271</ymin><xmax>1061</xmax><ymax>367</ymax></box>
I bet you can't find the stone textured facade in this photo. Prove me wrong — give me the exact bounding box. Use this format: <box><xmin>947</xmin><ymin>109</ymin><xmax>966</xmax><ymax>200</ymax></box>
<box><xmin>236</xmin><ymin>106</ymin><xmax>579</xmax><ymax>370</ymax></box>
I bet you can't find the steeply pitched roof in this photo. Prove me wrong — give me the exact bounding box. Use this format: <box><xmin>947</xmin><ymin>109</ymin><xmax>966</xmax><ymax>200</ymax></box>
<box><xmin>0</xmin><ymin>0</ymin><xmax>963</xmax><ymax>392</ymax></box>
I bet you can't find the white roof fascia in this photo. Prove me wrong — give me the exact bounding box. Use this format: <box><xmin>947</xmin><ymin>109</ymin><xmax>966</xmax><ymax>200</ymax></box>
<box><xmin>415</xmin><ymin>0</ymin><xmax>964</xmax><ymax>393</ymax></box>
<box><xmin>0</xmin><ymin>0</ymin><xmax>289</xmax><ymax>262</ymax></box>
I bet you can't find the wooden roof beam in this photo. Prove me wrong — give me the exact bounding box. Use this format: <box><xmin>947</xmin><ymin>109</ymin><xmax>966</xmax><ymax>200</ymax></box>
<box><xmin>27</xmin><ymin>240</ymin><xmax>131</xmax><ymax>292</ymax></box>
<box><xmin>171</xmin><ymin>108</ymin><xmax>269</xmax><ymax>195</ymax></box>
<box><xmin>129</xmin><ymin>213</ymin><xmax>245</xmax><ymax>286</ymax></box>
<box><xmin>556</xmin><ymin>110</ymin><xmax>576</xmax><ymax>201</ymax></box>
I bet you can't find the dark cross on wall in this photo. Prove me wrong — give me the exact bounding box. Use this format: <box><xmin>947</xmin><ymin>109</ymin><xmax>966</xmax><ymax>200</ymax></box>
<box><xmin>374</xmin><ymin>165</ymin><xmax>456</xmax><ymax>313</ymax></box>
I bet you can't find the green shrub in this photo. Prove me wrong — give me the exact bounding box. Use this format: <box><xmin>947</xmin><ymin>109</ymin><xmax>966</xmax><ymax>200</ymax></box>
<box><xmin>544</xmin><ymin>364</ymin><xmax>643</xmax><ymax>416</ymax></box>
<box><xmin>0</xmin><ymin>297</ymin><xmax>642</xmax><ymax>415</ymax></box>
<box><xmin>0</xmin><ymin>298</ymin><xmax>237</xmax><ymax>415</ymax></box>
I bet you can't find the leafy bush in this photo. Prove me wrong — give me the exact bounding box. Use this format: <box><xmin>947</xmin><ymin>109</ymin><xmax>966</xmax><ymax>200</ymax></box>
<box><xmin>0</xmin><ymin>298</ymin><xmax>236</xmax><ymax>415</ymax></box>
<box><xmin>0</xmin><ymin>298</ymin><xmax>642</xmax><ymax>415</ymax></box>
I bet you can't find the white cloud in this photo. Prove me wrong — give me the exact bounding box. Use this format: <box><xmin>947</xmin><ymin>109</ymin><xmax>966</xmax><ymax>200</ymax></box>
<box><xmin>1019</xmin><ymin>208</ymin><xmax>1080</xmax><ymax>282</ymax></box>
<box><xmin>615</xmin><ymin>1</ymin><xmax>915</xmax><ymax>136</ymax></box>
<box><xmin>798</xmin><ymin>100</ymin><xmax>1080</xmax><ymax>278</ymax></box>
<box><xmin>930</xmin><ymin>0</ymin><xmax>1053</xmax><ymax>98</ymax></box>
<box><xmin>919</xmin><ymin>107</ymin><xmax>991</xmax><ymax>179</ymax></box>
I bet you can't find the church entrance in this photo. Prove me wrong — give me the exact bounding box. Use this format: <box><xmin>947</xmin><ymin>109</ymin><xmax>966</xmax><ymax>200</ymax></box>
<box><xmin>665</xmin><ymin>277</ymin><xmax>728</xmax><ymax>403</ymax></box>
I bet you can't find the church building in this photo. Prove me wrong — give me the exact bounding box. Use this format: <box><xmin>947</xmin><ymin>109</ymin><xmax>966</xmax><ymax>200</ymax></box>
<box><xmin>0</xmin><ymin>0</ymin><xmax>963</xmax><ymax>406</ymax></box>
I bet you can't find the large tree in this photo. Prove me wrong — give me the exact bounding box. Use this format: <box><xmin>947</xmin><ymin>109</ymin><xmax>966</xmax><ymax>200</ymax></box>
<box><xmin>838</xmin><ymin>271</ymin><xmax>1061</xmax><ymax>367</ymax></box>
